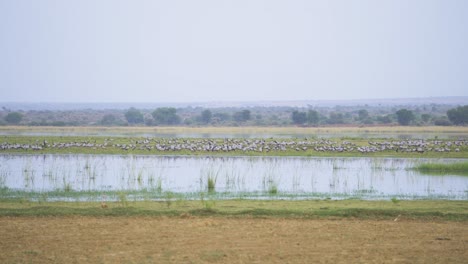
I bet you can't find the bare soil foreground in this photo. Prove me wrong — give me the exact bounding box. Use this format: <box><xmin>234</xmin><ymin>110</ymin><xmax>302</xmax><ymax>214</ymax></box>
<box><xmin>1</xmin><ymin>217</ymin><xmax>467</xmax><ymax>263</ymax></box>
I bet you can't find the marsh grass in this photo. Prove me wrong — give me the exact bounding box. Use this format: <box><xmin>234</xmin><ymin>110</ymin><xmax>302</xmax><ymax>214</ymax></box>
<box><xmin>200</xmin><ymin>192</ymin><xmax>216</xmax><ymax>210</ymax></box>
<box><xmin>207</xmin><ymin>178</ymin><xmax>216</xmax><ymax>193</ymax></box>
<box><xmin>63</xmin><ymin>182</ymin><xmax>72</xmax><ymax>192</ymax></box>
<box><xmin>0</xmin><ymin>171</ymin><xmax>7</xmax><ymax>188</ymax></box>
<box><xmin>263</xmin><ymin>165</ymin><xmax>279</xmax><ymax>195</ymax></box>
<box><xmin>391</xmin><ymin>197</ymin><xmax>400</xmax><ymax>204</ymax></box>
<box><xmin>164</xmin><ymin>191</ymin><xmax>174</xmax><ymax>208</ymax></box>
<box><xmin>155</xmin><ymin>177</ymin><xmax>162</xmax><ymax>193</ymax></box>
<box><xmin>414</xmin><ymin>162</ymin><xmax>468</xmax><ymax>176</ymax></box>
<box><xmin>117</xmin><ymin>192</ymin><xmax>128</xmax><ymax>207</ymax></box>
<box><xmin>268</xmin><ymin>185</ymin><xmax>278</xmax><ymax>195</ymax></box>
<box><xmin>202</xmin><ymin>167</ymin><xmax>220</xmax><ymax>193</ymax></box>
<box><xmin>38</xmin><ymin>193</ymin><xmax>48</xmax><ymax>204</ymax></box>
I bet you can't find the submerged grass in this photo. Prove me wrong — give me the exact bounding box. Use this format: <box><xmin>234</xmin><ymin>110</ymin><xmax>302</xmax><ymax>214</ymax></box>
<box><xmin>0</xmin><ymin>199</ymin><xmax>467</xmax><ymax>221</ymax></box>
<box><xmin>414</xmin><ymin>162</ymin><xmax>468</xmax><ymax>176</ymax></box>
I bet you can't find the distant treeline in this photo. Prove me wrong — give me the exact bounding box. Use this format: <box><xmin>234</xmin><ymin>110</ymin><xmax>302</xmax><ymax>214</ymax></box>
<box><xmin>0</xmin><ymin>104</ymin><xmax>467</xmax><ymax>127</ymax></box>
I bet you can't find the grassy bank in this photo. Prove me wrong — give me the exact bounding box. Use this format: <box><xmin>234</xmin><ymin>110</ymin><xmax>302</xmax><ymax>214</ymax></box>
<box><xmin>414</xmin><ymin>162</ymin><xmax>468</xmax><ymax>175</ymax></box>
<box><xmin>0</xmin><ymin>199</ymin><xmax>467</xmax><ymax>221</ymax></box>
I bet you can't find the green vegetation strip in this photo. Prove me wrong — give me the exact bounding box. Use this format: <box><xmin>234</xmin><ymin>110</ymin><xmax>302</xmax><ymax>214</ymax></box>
<box><xmin>414</xmin><ymin>162</ymin><xmax>468</xmax><ymax>176</ymax></box>
<box><xmin>1</xmin><ymin>200</ymin><xmax>467</xmax><ymax>221</ymax></box>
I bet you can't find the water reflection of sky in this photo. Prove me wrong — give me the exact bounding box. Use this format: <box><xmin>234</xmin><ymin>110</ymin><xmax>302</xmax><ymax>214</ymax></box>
<box><xmin>1</xmin><ymin>154</ymin><xmax>467</xmax><ymax>200</ymax></box>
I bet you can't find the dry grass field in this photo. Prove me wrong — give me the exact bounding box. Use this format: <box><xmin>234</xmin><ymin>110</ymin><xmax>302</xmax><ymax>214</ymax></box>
<box><xmin>1</xmin><ymin>216</ymin><xmax>467</xmax><ymax>263</ymax></box>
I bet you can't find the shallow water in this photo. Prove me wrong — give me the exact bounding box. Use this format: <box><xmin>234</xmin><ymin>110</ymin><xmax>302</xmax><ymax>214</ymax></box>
<box><xmin>1</xmin><ymin>154</ymin><xmax>467</xmax><ymax>200</ymax></box>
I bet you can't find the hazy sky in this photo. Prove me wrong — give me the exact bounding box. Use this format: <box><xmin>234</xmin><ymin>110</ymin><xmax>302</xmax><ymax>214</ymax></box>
<box><xmin>1</xmin><ymin>0</ymin><xmax>467</xmax><ymax>103</ymax></box>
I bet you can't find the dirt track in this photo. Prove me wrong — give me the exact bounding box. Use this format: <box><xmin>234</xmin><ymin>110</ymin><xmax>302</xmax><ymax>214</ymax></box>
<box><xmin>1</xmin><ymin>216</ymin><xmax>467</xmax><ymax>263</ymax></box>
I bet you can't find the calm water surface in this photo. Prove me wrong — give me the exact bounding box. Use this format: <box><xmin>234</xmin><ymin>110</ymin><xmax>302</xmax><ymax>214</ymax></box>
<box><xmin>0</xmin><ymin>154</ymin><xmax>467</xmax><ymax>200</ymax></box>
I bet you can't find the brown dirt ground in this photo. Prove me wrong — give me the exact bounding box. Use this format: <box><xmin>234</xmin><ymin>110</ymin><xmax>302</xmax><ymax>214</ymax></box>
<box><xmin>0</xmin><ymin>216</ymin><xmax>467</xmax><ymax>264</ymax></box>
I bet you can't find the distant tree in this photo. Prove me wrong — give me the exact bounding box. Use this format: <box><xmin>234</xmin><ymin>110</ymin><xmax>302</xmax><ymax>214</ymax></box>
<box><xmin>233</xmin><ymin>110</ymin><xmax>251</xmax><ymax>122</ymax></box>
<box><xmin>421</xmin><ymin>114</ymin><xmax>431</xmax><ymax>123</ymax></box>
<box><xmin>434</xmin><ymin>118</ymin><xmax>452</xmax><ymax>126</ymax></box>
<box><xmin>200</xmin><ymin>109</ymin><xmax>212</xmax><ymax>124</ymax></box>
<box><xmin>291</xmin><ymin>110</ymin><xmax>307</xmax><ymax>125</ymax></box>
<box><xmin>253</xmin><ymin>114</ymin><xmax>265</xmax><ymax>126</ymax></box>
<box><xmin>101</xmin><ymin>114</ymin><xmax>117</xmax><ymax>126</ymax></box>
<box><xmin>4</xmin><ymin>112</ymin><xmax>23</xmax><ymax>124</ymax></box>
<box><xmin>376</xmin><ymin>115</ymin><xmax>393</xmax><ymax>124</ymax></box>
<box><xmin>358</xmin><ymin>109</ymin><xmax>369</xmax><ymax>121</ymax></box>
<box><xmin>144</xmin><ymin>114</ymin><xmax>156</xmax><ymax>126</ymax></box>
<box><xmin>395</xmin><ymin>109</ymin><xmax>415</xmax><ymax>126</ymax></box>
<box><xmin>307</xmin><ymin>110</ymin><xmax>319</xmax><ymax>125</ymax></box>
<box><xmin>328</xmin><ymin>112</ymin><xmax>345</xmax><ymax>124</ymax></box>
<box><xmin>51</xmin><ymin>121</ymin><xmax>66</xmax><ymax>126</ymax></box>
<box><xmin>125</xmin><ymin>107</ymin><xmax>144</xmax><ymax>124</ymax></box>
<box><xmin>213</xmin><ymin>112</ymin><xmax>231</xmax><ymax>122</ymax></box>
<box><xmin>152</xmin><ymin>107</ymin><xmax>181</xmax><ymax>125</ymax></box>
<box><xmin>241</xmin><ymin>110</ymin><xmax>251</xmax><ymax>121</ymax></box>
<box><xmin>362</xmin><ymin>117</ymin><xmax>374</xmax><ymax>125</ymax></box>
<box><xmin>447</xmin><ymin>105</ymin><xmax>468</xmax><ymax>125</ymax></box>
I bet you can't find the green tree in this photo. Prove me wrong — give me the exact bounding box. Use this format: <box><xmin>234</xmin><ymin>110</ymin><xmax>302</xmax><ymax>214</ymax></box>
<box><xmin>421</xmin><ymin>114</ymin><xmax>431</xmax><ymax>123</ymax></box>
<box><xmin>396</xmin><ymin>109</ymin><xmax>415</xmax><ymax>126</ymax></box>
<box><xmin>376</xmin><ymin>115</ymin><xmax>393</xmax><ymax>124</ymax></box>
<box><xmin>152</xmin><ymin>107</ymin><xmax>181</xmax><ymax>125</ymax></box>
<box><xmin>200</xmin><ymin>109</ymin><xmax>212</xmax><ymax>124</ymax></box>
<box><xmin>4</xmin><ymin>112</ymin><xmax>23</xmax><ymax>124</ymax></box>
<box><xmin>233</xmin><ymin>110</ymin><xmax>251</xmax><ymax>122</ymax></box>
<box><xmin>447</xmin><ymin>105</ymin><xmax>468</xmax><ymax>125</ymax></box>
<box><xmin>125</xmin><ymin>107</ymin><xmax>144</xmax><ymax>124</ymax></box>
<box><xmin>291</xmin><ymin>110</ymin><xmax>307</xmax><ymax>125</ymax></box>
<box><xmin>213</xmin><ymin>112</ymin><xmax>231</xmax><ymax>122</ymax></box>
<box><xmin>307</xmin><ymin>110</ymin><xmax>319</xmax><ymax>125</ymax></box>
<box><xmin>328</xmin><ymin>112</ymin><xmax>345</xmax><ymax>124</ymax></box>
<box><xmin>358</xmin><ymin>109</ymin><xmax>369</xmax><ymax>120</ymax></box>
<box><xmin>101</xmin><ymin>114</ymin><xmax>117</xmax><ymax>126</ymax></box>
<box><xmin>434</xmin><ymin>118</ymin><xmax>452</xmax><ymax>126</ymax></box>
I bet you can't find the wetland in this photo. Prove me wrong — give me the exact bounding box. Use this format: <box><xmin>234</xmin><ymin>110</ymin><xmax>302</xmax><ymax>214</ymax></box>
<box><xmin>0</xmin><ymin>154</ymin><xmax>467</xmax><ymax>201</ymax></box>
<box><xmin>0</xmin><ymin>127</ymin><xmax>467</xmax><ymax>264</ymax></box>
<box><xmin>1</xmin><ymin>127</ymin><xmax>467</xmax><ymax>202</ymax></box>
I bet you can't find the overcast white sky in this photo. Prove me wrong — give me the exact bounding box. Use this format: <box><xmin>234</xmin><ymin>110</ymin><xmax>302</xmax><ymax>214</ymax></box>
<box><xmin>0</xmin><ymin>0</ymin><xmax>467</xmax><ymax>103</ymax></box>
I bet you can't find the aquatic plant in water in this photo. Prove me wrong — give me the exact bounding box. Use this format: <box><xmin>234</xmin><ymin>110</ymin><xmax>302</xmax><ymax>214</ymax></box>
<box><xmin>201</xmin><ymin>166</ymin><xmax>220</xmax><ymax>193</ymax></box>
<box><xmin>263</xmin><ymin>166</ymin><xmax>279</xmax><ymax>195</ymax></box>
<box><xmin>414</xmin><ymin>162</ymin><xmax>468</xmax><ymax>176</ymax></box>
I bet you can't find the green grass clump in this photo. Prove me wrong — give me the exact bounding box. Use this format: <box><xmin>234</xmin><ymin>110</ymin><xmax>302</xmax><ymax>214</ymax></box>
<box><xmin>203</xmin><ymin>167</ymin><xmax>219</xmax><ymax>193</ymax></box>
<box><xmin>414</xmin><ymin>162</ymin><xmax>468</xmax><ymax>176</ymax></box>
<box><xmin>391</xmin><ymin>197</ymin><xmax>400</xmax><ymax>204</ymax></box>
<box><xmin>207</xmin><ymin>177</ymin><xmax>216</xmax><ymax>193</ymax></box>
<box><xmin>268</xmin><ymin>185</ymin><xmax>278</xmax><ymax>195</ymax></box>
